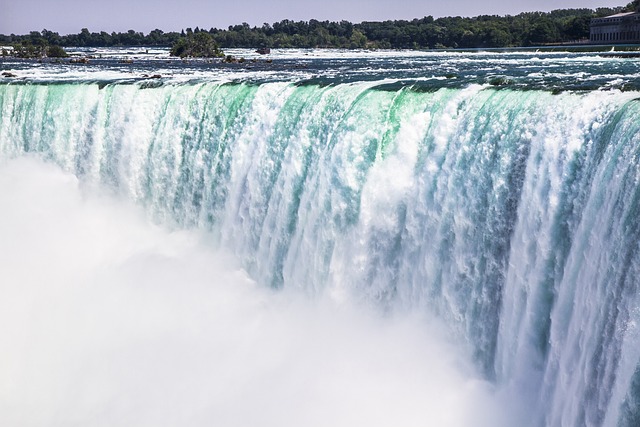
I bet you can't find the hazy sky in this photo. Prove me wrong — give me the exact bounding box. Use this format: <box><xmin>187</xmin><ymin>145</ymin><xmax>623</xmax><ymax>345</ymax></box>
<box><xmin>2</xmin><ymin>0</ymin><xmax>630</xmax><ymax>35</ymax></box>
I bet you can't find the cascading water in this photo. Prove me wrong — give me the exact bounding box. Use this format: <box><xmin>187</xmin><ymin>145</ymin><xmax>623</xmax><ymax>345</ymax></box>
<box><xmin>1</xmin><ymin>60</ymin><xmax>640</xmax><ymax>426</ymax></box>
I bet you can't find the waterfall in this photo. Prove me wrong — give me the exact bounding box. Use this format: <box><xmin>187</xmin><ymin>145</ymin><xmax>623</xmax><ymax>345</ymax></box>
<box><xmin>2</xmin><ymin>81</ymin><xmax>640</xmax><ymax>426</ymax></box>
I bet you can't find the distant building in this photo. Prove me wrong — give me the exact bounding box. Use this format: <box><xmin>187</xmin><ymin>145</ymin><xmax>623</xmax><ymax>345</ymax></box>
<box><xmin>590</xmin><ymin>10</ymin><xmax>640</xmax><ymax>43</ymax></box>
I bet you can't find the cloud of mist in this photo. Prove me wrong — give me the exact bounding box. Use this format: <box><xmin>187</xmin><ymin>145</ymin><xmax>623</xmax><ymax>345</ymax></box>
<box><xmin>0</xmin><ymin>156</ymin><xmax>513</xmax><ymax>427</ymax></box>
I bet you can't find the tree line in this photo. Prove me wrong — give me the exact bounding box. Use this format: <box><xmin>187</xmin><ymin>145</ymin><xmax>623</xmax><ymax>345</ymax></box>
<box><xmin>0</xmin><ymin>5</ymin><xmax>636</xmax><ymax>53</ymax></box>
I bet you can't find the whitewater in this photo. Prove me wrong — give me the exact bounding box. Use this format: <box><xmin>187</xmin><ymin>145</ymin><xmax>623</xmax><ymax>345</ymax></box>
<box><xmin>1</xmin><ymin>48</ymin><xmax>640</xmax><ymax>426</ymax></box>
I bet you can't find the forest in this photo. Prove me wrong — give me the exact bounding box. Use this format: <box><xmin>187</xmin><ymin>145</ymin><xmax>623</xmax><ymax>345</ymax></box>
<box><xmin>0</xmin><ymin>5</ymin><xmax>636</xmax><ymax>52</ymax></box>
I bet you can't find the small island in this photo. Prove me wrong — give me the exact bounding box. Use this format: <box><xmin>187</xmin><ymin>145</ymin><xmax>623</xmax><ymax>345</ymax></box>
<box><xmin>169</xmin><ymin>31</ymin><xmax>224</xmax><ymax>58</ymax></box>
<box><xmin>2</xmin><ymin>40</ymin><xmax>68</xmax><ymax>59</ymax></box>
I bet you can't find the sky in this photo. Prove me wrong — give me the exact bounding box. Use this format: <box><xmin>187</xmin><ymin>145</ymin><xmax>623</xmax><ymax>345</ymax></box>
<box><xmin>1</xmin><ymin>0</ymin><xmax>631</xmax><ymax>36</ymax></box>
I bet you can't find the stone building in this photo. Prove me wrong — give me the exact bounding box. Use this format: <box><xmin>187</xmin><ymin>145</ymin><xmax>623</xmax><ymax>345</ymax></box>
<box><xmin>590</xmin><ymin>10</ymin><xmax>640</xmax><ymax>43</ymax></box>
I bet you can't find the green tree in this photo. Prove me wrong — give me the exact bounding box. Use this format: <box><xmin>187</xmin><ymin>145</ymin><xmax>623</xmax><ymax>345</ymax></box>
<box><xmin>46</xmin><ymin>45</ymin><xmax>68</xmax><ymax>57</ymax></box>
<box><xmin>170</xmin><ymin>31</ymin><xmax>224</xmax><ymax>57</ymax></box>
<box><xmin>349</xmin><ymin>29</ymin><xmax>367</xmax><ymax>48</ymax></box>
<box><xmin>486</xmin><ymin>27</ymin><xmax>511</xmax><ymax>47</ymax></box>
<box><xmin>528</xmin><ymin>18</ymin><xmax>559</xmax><ymax>44</ymax></box>
<box><xmin>564</xmin><ymin>16</ymin><xmax>591</xmax><ymax>40</ymax></box>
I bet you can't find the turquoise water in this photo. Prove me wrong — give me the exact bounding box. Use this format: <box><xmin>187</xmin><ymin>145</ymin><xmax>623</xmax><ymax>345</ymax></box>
<box><xmin>2</xmin><ymin>49</ymin><xmax>640</xmax><ymax>426</ymax></box>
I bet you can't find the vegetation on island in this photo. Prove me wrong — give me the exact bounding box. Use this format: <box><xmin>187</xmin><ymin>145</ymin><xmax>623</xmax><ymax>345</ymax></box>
<box><xmin>1</xmin><ymin>3</ymin><xmax>638</xmax><ymax>54</ymax></box>
<box><xmin>170</xmin><ymin>31</ymin><xmax>224</xmax><ymax>57</ymax></box>
<box><xmin>1</xmin><ymin>31</ymin><xmax>69</xmax><ymax>58</ymax></box>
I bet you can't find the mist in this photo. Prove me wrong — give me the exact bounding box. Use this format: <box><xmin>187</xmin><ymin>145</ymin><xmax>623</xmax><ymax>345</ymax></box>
<box><xmin>0</xmin><ymin>156</ymin><xmax>512</xmax><ymax>426</ymax></box>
